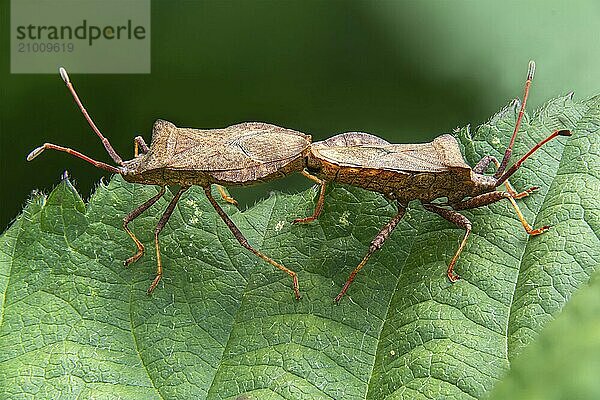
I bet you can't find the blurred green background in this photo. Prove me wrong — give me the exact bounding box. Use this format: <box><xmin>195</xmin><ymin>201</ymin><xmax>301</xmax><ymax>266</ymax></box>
<box><xmin>1</xmin><ymin>0</ymin><xmax>599</xmax><ymax>230</ymax></box>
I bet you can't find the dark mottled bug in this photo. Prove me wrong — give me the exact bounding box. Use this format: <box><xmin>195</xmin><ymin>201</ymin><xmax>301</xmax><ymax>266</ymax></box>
<box><xmin>297</xmin><ymin>61</ymin><xmax>572</xmax><ymax>302</ymax></box>
<box><xmin>27</xmin><ymin>68</ymin><xmax>319</xmax><ymax>298</ymax></box>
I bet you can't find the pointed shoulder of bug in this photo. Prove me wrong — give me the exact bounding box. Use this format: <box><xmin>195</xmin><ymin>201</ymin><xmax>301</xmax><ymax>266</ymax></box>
<box><xmin>430</xmin><ymin>134</ymin><xmax>471</xmax><ymax>169</ymax></box>
<box><xmin>311</xmin><ymin>133</ymin><xmax>471</xmax><ymax>173</ymax></box>
<box><xmin>140</xmin><ymin>120</ymin><xmax>311</xmax><ymax>171</ymax></box>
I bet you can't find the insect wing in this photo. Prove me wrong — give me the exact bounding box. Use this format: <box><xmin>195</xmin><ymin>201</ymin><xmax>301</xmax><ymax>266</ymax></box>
<box><xmin>143</xmin><ymin>121</ymin><xmax>310</xmax><ymax>178</ymax></box>
<box><xmin>312</xmin><ymin>133</ymin><xmax>470</xmax><ymax>173</ymax></box>
<box><xmin>313</xmin><ymin>143</ymin><xmax>447</xmax><ymax>172</ymax></box>
<box><xmin>318</xmin><ymin>132</ymin><xmax>390</xmax><ymax>147</ymax></box>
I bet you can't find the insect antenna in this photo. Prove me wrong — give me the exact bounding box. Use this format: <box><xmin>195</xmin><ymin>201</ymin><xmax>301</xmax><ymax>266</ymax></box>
<box><xmin>495</xmin><ymin>129</ymin><xmax>572</xmax><ymax>186</ymax></box>
<box><xmin>59</xmin><ymin>67</ymin><xmax>124</xmax><ymax>165</ymax></box>
<box><xmin>27</xmin><ymin>143</ymin><xmax>122</xmax><ymax>174</ymax></box>
<box><xmin>494</xmin><ymin>60</ymin><xmax>535</xmax><ymax>179</ymax></box>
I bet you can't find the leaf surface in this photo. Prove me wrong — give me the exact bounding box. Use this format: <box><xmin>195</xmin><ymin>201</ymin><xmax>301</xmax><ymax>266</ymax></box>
<box><xmin>488</xmin><ymin>268</ymin><xmax>600</xmax><ymax>400</ymax></box>
<box><xmin>0</xmin><ymin>95</ymin><xmax>598</xmax><ymax>399</ymax></box>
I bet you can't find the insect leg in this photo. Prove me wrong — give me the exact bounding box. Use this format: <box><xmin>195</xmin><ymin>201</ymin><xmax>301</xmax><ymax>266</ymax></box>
<box><xmin>147</xmin><ymin>186</ymin><xmax>190</xmax><ymax>294</ymax></box>
<box><xmin>422</xmin><ymin>204</ymin><xmax>472</xmax><ymax>282</ymax></box>
<box><xmin>293</xmin><ymin>170</ymin><xmax>326</xmax><ymax>224</ymax></box>
<box><xmin>474</xmin><ymin>155</ymin><xmax>538</xmax><ymax>198</ymax></box>
<box><xmin>204</xmin><ymin>185</ymin><xmax>301</xmax><ymax>300</ymax></box>
<box><xmin>473</xmin><ymin>155</ymin><xmax>498</xmax><ymax>174</ymax></box>
<box><xmin>133</xmin><ymin>136</ymin><xmax>149</xmax><ymax>157</ymax></box>
<box><xmin>504</xmin><ymin>182</ymin><xmax>539</xmax><ymax>200</ymax></box>
<box><xmin>123</xmin><ymin>186</ymin><xmax>166</xmax><ymax>266</ymax></box>
<box><xmin>335</xmin><ymin>204</ymin><xmax>406</xmax><ymax>303</ymax></box>
<box><xmin>216</xmin><ymin>185</ymin><xmax>239</xmax><ymax>206</ymax></box>
<box><xmin>454</xmin><ymin>191</ymin><xmax>549</xmax><ymax>236</ymax></box>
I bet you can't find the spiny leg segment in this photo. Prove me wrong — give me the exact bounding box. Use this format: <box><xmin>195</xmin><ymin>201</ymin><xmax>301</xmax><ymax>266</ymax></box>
<box><xmin>204</xmin><ymin>185</ymin><xmax>301</xmax><ymax>300</ymax></box>
<box><xmin>427</xmin><ymin>189</ymin><xmax>550</xmax><ymax>282</ymax></box>
<box><xmin>473</xmin><ymin>155</ymin><xmax>539</xmax><ymax>198</ymax></box>
<box><xmin>422</xmin><ymin>204</ymin><xmax>472</xmax><ymax>282</ymax></box>
<box><xmin>472</xmin><ymin>155</ymin><xmax>549</xmax><ymax>234</ymax></box>
<box><xmin>455</xmin><ymin>191</ymin><xmax>549</xmax><ymax>236</ymax></box>
<box><xmin>335</xmin><ymin>204</ymin><xmax>406</xmax><ymax>303</ymax></box>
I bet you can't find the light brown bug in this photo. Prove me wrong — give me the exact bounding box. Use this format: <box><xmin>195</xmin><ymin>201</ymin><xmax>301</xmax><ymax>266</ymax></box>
<box><xmin>298</xmin><ymin>61</ymin><xmax>572</xmax><ymax>302</ymax></box>
<box><xmin>27</xmin><ymin>67</ymin><xmax>318</xmax><ymax>299</ymax></box>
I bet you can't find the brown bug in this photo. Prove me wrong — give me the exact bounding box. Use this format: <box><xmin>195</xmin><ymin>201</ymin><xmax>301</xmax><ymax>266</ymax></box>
<box><xmin>27</xmin><ymin>67</ymin><xmax>317</xmax><ymax>299</ymax></box>
<box><xmin>298</xmin><ymin>61</ymin><xmax>572</xmax><ymax>302</ymax></box>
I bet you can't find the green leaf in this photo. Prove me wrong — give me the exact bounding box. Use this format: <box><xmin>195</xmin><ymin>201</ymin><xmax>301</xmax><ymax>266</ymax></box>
<box><xmin>488</xmin><ymin>268</ymin><xmax>600</xmax><ymax>400</ymax></box>
<box><xmin>1</xmin><ymin>94</ymin><xmax>598</xmax><ymax>399</ymax></box>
